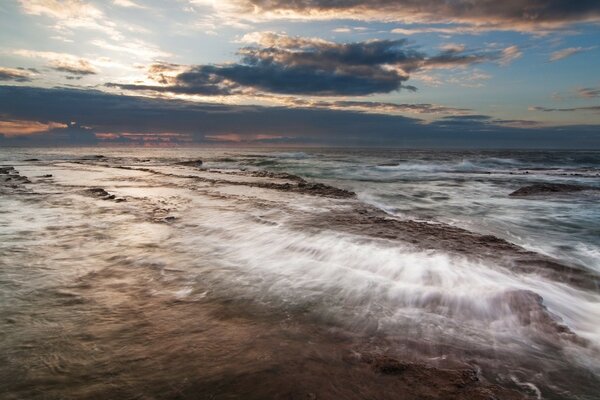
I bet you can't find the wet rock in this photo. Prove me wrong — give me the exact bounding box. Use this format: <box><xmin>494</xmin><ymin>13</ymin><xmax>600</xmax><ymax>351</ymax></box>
<box><xmin>214</xmin><ymin>157</ymin><xmax>237</xmax><ymax>162</ymax></box>
<box><xmin>496</xmin><ymin>289</ymin><xmax>585</xmax><ymax>344</ymax></box>
<box><xmin>41</xmin><ymin>174</ymin><xmax>53</xmax><ymax>178</ymax></box>
<box><xmin>250</xmin><ymin>170</ymin><xmax>306</xmax><ymax>182</ymax></box>
<box><xmin>177</xmin><ymin>159</ymin><xmax>203</xmax><ymax>168</ymax></box>
<box><xmin>0</xmin><ymin>166</ymin><xmax>16</xmax><ymax>174</ymax></box>
<box><xmin>296</xmin><ymin>182</ymin><xmax>356</xmax><ymax>198</ymax></box>
<box><xmin>86</xmin><ymin>187</ymin><xmax>111</xmax><ymax>197</ymax></box>
<box><xmin>368</xmin><ymin>356</ymin><xmax>409</xmax><ymax>375</ymax></box>
<box><xmin>301</xmin><ymin>205</ymin><xmax>599</xmax><ymax>290</ymax></box>
<box><xmin>377</xmin><ymin>163</ymin><xmax>399</xmax><ymax>167</ymax></box>
<box><xmin>509</xmin><ymin>183</ymin><xmax>594</xmax><ymax>197</ymax></box>
<box><xmin>83</xmin><ymin>187</ymin><xmax>121</xmax><ymax>202</ymax></box>
<box><xmin>24</xmin><ymin>158</ymin><xmax>40</xmax><ymax>162</ymax></box>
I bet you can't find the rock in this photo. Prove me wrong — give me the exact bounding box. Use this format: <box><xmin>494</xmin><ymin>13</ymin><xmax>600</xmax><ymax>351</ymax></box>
<box><xmin>250</xmin><ymin>170</ymin><xmax>306</xmax><ymax>182</ymax></box>
<box><xmin>24</xmin><ymin>158</ymin><xmax>40</xmax><ymax>161</ymax></box>
<box><xmin>0</xmin><ymin>166</ymin><xmax>16</xmax><ymax>174</ymax></box>
<box><xmin>509</xmin><ymin>183</ymin><xmax>594</xmax><ymax>197</ymax></box>
<box><xmin>368</xmin><ymin>356</ymin><xmax>409</xmax><ymax>375</ymax></box>
<box><xmin>296</xmin><ymin>182</ymin><xmax>356</xmax><ymax>198</ymax></box>
<box><xmin>40</xmin><ymin>174</ymin><xmax>53</xmax><ymax>178</ymax></box>
<box><xmin>177</xmin><ymin>159</ymin><xmax>203</xmax><ymax>168</ymax></box>
<box><xmin>86</xmin><ymin>187</ymin><xmax>111</xmax><ymax>197</ymax></box>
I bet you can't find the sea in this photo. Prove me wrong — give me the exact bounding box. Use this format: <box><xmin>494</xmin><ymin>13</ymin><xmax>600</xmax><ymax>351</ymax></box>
<box><xmin>1</xmin><ymin>147</ymin><xmax>599</xmax><ymax>399</ymax></box>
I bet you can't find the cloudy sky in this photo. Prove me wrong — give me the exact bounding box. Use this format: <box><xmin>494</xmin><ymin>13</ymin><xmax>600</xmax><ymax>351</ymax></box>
<box><xmin>0</xmin><ymin>0</ymin><xmax>599</xmax><ymax>147</ymax></box>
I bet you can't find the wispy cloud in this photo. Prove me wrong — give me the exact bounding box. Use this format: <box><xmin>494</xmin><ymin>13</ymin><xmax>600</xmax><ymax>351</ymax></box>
<box><xmin>286</xmin><ymin>99</ymin><xmax>472</xmax><ymax>115</ymax></box>
<box><xmin>549</xmin><ymin>47</ymin><xmax>591</xmax><ymax>61</ymax></box>
<box><xmin>112</xmin><ymin>0</ymin><xmax>146</xmax><ymax>9</ymax></box>
<box><xmin>90</xmin><ymin>39</ymin><xmax>171</xmax><ymax>60</ymax></box>
<box><xmin>529</xmin><ymin>105</ymin><xmax>600</xmax><ymax>113</ymax></box>
<box><xmin>18</xmin><ymin>0</ymin><xmax>122</xmax><ymax>40</ymax></box>
<box><xmin>499</xmin><ymin>45</ymin><xmax>522</xmax><ymax>66</ymax></box>
<box><xmin>0</xmin><ymin>118</ymin><xmax>67</xmax><ymax>137</ymax></box>
<box><xmin>13</xmin><ymin>50</ymin><xmax>99</xmax><ymax>76</ymax></box>
<box><xmin>577</xmin><ymin>87</ymin><xmax>600</xmax><ymax>98</ymax></box>
<box><xmin>0</xmin><ymin>67</ymin><xmax>37</xmax><ymax>82</ymax></box>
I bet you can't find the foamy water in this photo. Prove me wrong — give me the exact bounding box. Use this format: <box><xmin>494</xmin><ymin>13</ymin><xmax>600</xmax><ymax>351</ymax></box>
<box><xmin>1</xmin><ymin>148</ymin><xmax>599</xmax><ymax>399</ymax></box>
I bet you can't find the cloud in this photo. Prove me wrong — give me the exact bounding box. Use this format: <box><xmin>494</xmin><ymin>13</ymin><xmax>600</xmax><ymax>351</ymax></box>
<box><xmin>209</xmin><ymin>0</ymin><xmax>600</xmax><ymax>32</ymax></box>
<box><xmin>18</xmin><ymin>0</ymin><xmax>122</xmax><ymax>40</ymax></box>
<box><xmin>13</xmin><ymin>50</ymin><xmax>99</xmax><ymax>76</ymax></box>
<box><xmin>112</xmin><ymin>0</ymin><xmax>145</xmax><ymax>8</ymax></box>
<box><xmin>107</xmin><ymin>33</ymin><xmax>506</xmax><ymax>96</ymax></box>
<box><xmin>391</xmin><ymin>27</ymin><xmax>483</xmax><ymax>35</ymax></box>
<box><xmin>0</xmin><ymin>118</ymin><xmax>68</xmax><ymax>136</ymax></box>
<box><xmin>1</xmin><ymin>85</ymin><xmax>599</xmax><ymax>148</ymax></box>
<box><xmin>529</xmin><ymin>105</ymin><xmax>600</xmax><ymax>113</ymax></box>
<box><xmin>499</xmin><ymin>45</ymin><xmax>522</xmax><ymax>66</ymax></box>
<box><xmin>577</xmin><ymin>87</ymin><xmax>600</xmax><ymax>98</ymax></box>
<box><xmin>0</xmin><ymin>67</ymin><xmax>37</xmax><ymax>82</ymax></box>
<box><xmin>50</xmin><ymin>59</ymin><xmax>98</xmax><ymax>75</ymax></box>
<box><xmin>287</xmin><ymin>99</ymin><xmax>471</xmax><ymax>115</ymax></box>
<box><xmin>90</xmin><ymin>39</ymin><xmax>171</xmax><ymax>59</ymax></box>
<box><xmin>549</xmin><ymin>47</ymin><xmax>586</xmax><ymax>61</ymax></box>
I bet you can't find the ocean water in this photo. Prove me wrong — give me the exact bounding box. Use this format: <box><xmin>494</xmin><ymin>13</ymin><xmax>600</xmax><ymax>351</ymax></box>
<box><xmin>1</xmin><ymin>147</ymin><xmax>599</xmax><ymax>399</ymax></box>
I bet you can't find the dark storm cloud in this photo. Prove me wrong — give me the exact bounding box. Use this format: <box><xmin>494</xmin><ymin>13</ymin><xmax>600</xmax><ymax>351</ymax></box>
<box><xmin>107</xmin><ymin>36</ymin><xmax>503</xmax><ymax>96</ymax></box>
<box><xmin>1</xmin><ymin>85</ymin><xmax>599</xmax><ymax>148</ymax></box>
<box><xmin>231</xmin><ymin>0</ymin><xmax>600</xmax><ymax>30</ymax></box>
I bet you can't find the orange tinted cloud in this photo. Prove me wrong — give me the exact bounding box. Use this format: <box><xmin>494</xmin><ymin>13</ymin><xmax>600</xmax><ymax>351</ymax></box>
<box><xmin>0</xmin><ymin>119</ymin><xmax>67</xmax><ymax>136</ymax></box>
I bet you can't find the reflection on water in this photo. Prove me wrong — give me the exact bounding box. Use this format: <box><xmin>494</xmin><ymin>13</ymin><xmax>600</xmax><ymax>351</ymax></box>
<box><xmin>1</xmin><ymin>148</ymin><xmax>599</xmax><ymax>399</ymax></box>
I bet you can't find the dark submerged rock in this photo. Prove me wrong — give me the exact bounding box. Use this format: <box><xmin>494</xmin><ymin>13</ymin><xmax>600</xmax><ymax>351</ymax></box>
<box><xmin>24</xmin><ymin>158</ymin><xmax>40</xmax><ymax>162</ymax></box>
<box><xmin>83</xmin><ymin>187</ymin><xmax>123</xmax><ymax>202</ymax></box>
<box><xmin>0</xmin><ymin>166</ymin><xmax>16</xmax><ymax>174</ymax></box>
<box><xmin>368</xmin><ymin>356</ymin><xmax>409</xmax><ymax>375</ymax></box>
<box><xmin>177</xmin><ymin>159</ymin><xmax>203</xmax><ymax>168</ymax></box>
<box><xmin>296</xmin><ymin>181</ymin><xmax>356</xmax><ymax>198</ymax></box>
<box><xmin>509</xmin><ymin>183</ymin><xmax>595</xmax><ymax>197</ymax></box>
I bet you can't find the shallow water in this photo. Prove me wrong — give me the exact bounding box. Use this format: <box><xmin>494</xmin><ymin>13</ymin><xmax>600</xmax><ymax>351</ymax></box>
<box><xmin>1</xmin><ymin>148</ymin><xmax>599</xmax><ymax>399</ymax></box>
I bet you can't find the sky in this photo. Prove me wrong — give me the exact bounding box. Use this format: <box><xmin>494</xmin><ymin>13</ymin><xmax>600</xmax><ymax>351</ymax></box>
<box><xmin>0</xmin><ymin>0</ymin><xmax>599</xmax><ymax>147</ymax></box>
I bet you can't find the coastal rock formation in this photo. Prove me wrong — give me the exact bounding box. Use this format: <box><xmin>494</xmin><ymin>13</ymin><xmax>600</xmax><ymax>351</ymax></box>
<box><xmin>1</xmin><ymin>166</ymin><xmax>31</xmax><ymax>185</ymax></box>
<box><xmin>509</xmin><ymin>183</ymin><xmax>595</xmax><ymax>196</ymax></box>
<box><xmin>83</xmin><ymin>187</ymin><xmax>125</xmax><ymax>202</ymax></box>
<box><xmin>177</xmin><ymin>159</ymin><xmax>204</xmax><ymax>167</ymax></box>
<box><xmin>301</xmin><ymin>205</ymin><xmax>599</xmax><ymax>291</ymax></box>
